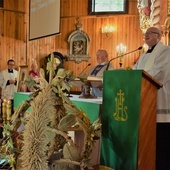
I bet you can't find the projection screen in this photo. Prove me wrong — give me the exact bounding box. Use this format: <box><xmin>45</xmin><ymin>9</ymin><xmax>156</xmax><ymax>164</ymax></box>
<box><xmin>29</xmin><ymin>0</ymin><xmax>60</xmax><ymax>40</ymax></box>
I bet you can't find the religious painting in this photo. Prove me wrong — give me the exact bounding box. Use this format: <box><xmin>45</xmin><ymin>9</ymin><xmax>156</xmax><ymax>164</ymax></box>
<box><xmin>88</xmin><ymin>0</ymin><xmax>128</xmax><ymax>15</ymax></box>
<box><xmin>17</xmin><ymin>65</ymin><xmax>28</xmax><ymax>92</ymax></box>
<box><xmin>72</xmin><ymin>37</ymin><xmax>86</xmax><ymax>55</ymax></box>
<box><xmin>67</xmin><ymin>18</ymin><xmax>90</xmax><ymax>63</ymax></box>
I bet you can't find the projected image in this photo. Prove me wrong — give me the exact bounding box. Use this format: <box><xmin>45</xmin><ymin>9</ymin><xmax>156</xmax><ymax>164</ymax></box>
<box><xmin>29</xmin><ymin>0</ymin><xmax>60</xmax><ymax>40</ymax></box>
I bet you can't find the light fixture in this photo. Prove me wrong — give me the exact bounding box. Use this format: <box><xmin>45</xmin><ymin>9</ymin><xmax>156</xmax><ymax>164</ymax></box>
<box><xmin>116</xmin><ymin>43</ymin><xmax>127</xmax><ymax>68</ymax></box>
<box><xmin>101</xmin><ymin>25</ymin><xmax>115</xmax><ymax>37</ymax></box>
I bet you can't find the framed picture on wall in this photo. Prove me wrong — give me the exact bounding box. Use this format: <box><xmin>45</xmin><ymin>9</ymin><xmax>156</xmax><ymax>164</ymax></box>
<box><xmin>88</xmin><ymin>0</ymin><xmax>128</xmax><ymax>15</ymax></box>
<box><xmin>67</xmin><ymin>18</ymin><xmax>91</xmax><ymax>63</ymax></box>
<box><xmin>17</xmin><ymin>65</ymin><xmax>28</xmax><ymax>92</ymax></box>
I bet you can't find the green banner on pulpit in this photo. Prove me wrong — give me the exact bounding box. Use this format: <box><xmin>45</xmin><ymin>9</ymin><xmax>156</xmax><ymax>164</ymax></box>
<box><xmin>100</xmin><ymin>70</ymin><xmax>143</xmax><ymax>170</ymax></box>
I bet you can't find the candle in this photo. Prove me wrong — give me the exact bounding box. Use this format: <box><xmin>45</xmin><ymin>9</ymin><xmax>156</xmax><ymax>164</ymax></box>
<box><xmin>116</xmin><ymin>43</ymin><xmax>127</xmax><ymax>68</ymax></box>
<box><xmin>2</xmin><ymin>99</ymin><xmax>7</xmax><ymax>122</ymax></box>
<box><xmin>6</xmin><ymin>100</ymin><xmax>12</xmax><ymax>121</ymax></box>
<box><xmin>116</xmin><ymin>43</ymin><xmax>127</xmax><ymax>56</ymax></box>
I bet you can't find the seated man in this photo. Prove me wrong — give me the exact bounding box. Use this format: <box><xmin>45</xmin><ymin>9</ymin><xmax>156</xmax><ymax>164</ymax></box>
<box><xmin>82</xmin><ymin>49</ymin><xmax>114</xmax><ymax>97</ymax></box>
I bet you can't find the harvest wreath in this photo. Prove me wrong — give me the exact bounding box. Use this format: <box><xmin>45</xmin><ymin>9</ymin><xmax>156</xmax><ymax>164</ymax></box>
<box><xmin>0</xmin><ymin>64</ymin><xmax>101</xmax><ymax>170</ymax></box>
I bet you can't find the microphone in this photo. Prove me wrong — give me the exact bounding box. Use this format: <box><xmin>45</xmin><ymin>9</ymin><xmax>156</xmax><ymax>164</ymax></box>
<box><xmin>79</xmin><ymin>63</ymin><xmax>91</xmax><ymax>76</ymax></box>
<box><xmin>106</xmin><ymin>46</ymin><xmax>143</xmax><ymax>70</ymax></box>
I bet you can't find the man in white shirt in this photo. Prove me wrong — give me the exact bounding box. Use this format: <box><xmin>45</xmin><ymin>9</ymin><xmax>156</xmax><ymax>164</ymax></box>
<box><xmin>89</xmin><ymin>49</ymin><xmax>115</xmax><ymax>97</ymax></box>
<box><xmin>0</xmin><ymin>59</ymin><xmax>18</xmax><ymax>113</ymax></box>
<box><xmin>133</xmin><ymin>27</ymin><xmax>170</xmax><ymax>170</ymax></box>
<box><xmin>81</xmin><ymin>49</ymin><xmax>114</xmax><ymax>98</ymax></box>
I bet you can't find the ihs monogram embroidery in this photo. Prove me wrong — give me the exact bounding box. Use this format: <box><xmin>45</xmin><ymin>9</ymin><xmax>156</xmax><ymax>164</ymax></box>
<box><xmin>113</xmin><ymin>89</ymin><xmax>128</xmax><ymax>121</ymax></box>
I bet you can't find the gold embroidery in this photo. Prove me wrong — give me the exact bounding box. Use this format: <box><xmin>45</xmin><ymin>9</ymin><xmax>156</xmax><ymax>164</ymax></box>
<box><xmin>113</xmin><ymin>89</ymin><xmax>128</xmax><ymax>121</ymax></box>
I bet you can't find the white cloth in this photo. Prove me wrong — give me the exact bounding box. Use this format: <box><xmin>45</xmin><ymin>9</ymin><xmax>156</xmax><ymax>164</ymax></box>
<box><xmin>133</xmin><ymin>42</ymin><xmax>170</xmax><ymax>122</ymax></box>
<box><xmin>0</xmin><ymin>69</ymin><xmax>18</xmax><ymax>99</ymax></box>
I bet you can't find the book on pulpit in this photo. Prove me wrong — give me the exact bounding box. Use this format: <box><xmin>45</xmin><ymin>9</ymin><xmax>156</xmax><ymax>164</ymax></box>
<box><xmin>87</xmin><ymin>76</ymin><xmax>103</xmax><ymax>88</ymax></box>
<box><xmin>72</xmin><ymin>78</ymin><xmax>85</xmax><ymax>87</ymax></box>
<box><xmin>73</xmin><ymin>76</ymin><xmax>103</xmax><ymax>88</ymax></box>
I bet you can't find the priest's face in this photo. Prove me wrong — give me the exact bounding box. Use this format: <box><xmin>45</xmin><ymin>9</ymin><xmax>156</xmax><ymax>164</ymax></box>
<box><xmin>8</xmin><ymin>61</ymin><xmax>15</xmax><ymax>70</ymax></box>
<box><xmin>96</xmin><ymin>49</ymin><xmax>108</xmax><ymax>64</ymax></box>
<box><xmin>144</xmin><ymin>27</ymin><xmax>161</xmax><ymax>47</ymax></box>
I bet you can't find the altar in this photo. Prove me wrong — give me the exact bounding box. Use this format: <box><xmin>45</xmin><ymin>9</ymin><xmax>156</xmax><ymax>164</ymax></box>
<box><xmin>14</xmin><ymin>92</ymin><xmax>102</xmax><ymax>123</ymax></box>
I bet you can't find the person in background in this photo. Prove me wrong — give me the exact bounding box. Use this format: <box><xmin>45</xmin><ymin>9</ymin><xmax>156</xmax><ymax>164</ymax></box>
<box><xmin>29</xmin><ymin>62</ymin><xmax>40</xmax><ymax>79</ymax></box>
<box><xmin>82</xmin><ymin>49</ymin><xmax>114</xmax><ymax>97</ymax></box>
<box><xmin>27</xmin><ymin>61</ymin><xmax>40</xmax><ymax>92</ymax></box>
<box><xmin>133</xmin><ymin>27</ymin><xmax>170</xmax><ymax>170</ymax></box>
<box><xmin>0</xmin><ymin>59</ymin><xmax>18</xmax><ymax>113</ymax></box>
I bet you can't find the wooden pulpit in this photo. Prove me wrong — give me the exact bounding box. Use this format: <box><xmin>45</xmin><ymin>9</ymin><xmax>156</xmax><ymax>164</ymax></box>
<box><xmin>100</xmin><ymin>70</ymin><xmax>162</xmax><ymax>170</ymax></box>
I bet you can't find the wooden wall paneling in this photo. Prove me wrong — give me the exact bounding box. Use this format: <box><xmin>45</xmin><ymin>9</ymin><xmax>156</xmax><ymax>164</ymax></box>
<box><xmin>61</xmin><ymin>0</ymin><xmax>72</xmax><ymax>17</ymax></box>
<box><xmin>11</xmin><ymin>13</ymin><xmax>27</xmax><ymax>66</ymax></box>
<box><xmin>3</xmin><ymin>0</ymin><xmax>25</xmax><ymax>13</ymax></box>
<box><xmin>0</xmin><ymin>10</ymin><xmax>4</xmax><ymax>71</ymax></box>
<box><xmin>44</xmin><ymin>36</ymin><xmax>57</xmax><ymax>61</ymax></box>
<box><xmin>3</xmin><ymin>12</ymin><xmax>15</xmax><ymax>66</ymax></box>
<box><xmin>18</xmin><ymin>13</ymin><xmax>27</xmax><ymax>42</ymax></box>
<box><xmin>111</xmin><ymin>17</ymin><xmax>119</xmax><ymax>68</ymax></box>
<box><xmin>122</xmin><ymin>16</ymin><xmax>132</xmax><ymax>68</ymax></box>
<box><xmin>60</xmin><ymin>18</ymin><xmax>71</xmax><ymax>50</ymax></box>
<box><xmin>78</xmin><ymin>0</ymin><xmax>88</xmax><ymax>16</ymax></box>
<box><xmin>109</xmin><ymin>17</ymin><xmax>118</xmax><ymax>60</ymax></box>
<box><xmin>29</xmin><ymin>36</ymin><xmax>55</xmax><ymax>69</ymax></box>
<box><xmin>84</xmin><ymin>17</ymin><xmax>98</xmax><ymax>65</ymax></box>
<box><xmin>0</xmin><ymin>0</ymin><xmax>166</xmax><ymax>88</ymax></box>
<box><xmin>40</xmin><ymin>37</ymin><xmax>50</xmax><ymax>69</ymax></box>
<box><xmin>1</xmin><ymin>6</ymin><xmax>27</xmax><ymax>69</ymax></box>
<box><xmin>27</xmin><ymin>41</ymin><xmax>33</xmax><ymax>66</ymax></box>
<box><xmin>113</xmin><ymin>16</ymin><xmax>125</xmax><ymax>68</ymax></box>
<box><xmin>27</xmin><ymin>40</ymin><xmax>38</xmax><ymax>68</ymax></box>
<box><xmin>91</xmin><ymin>17</ymin><xmax>102</xmax><ymax>63</ymax></box>
<box><xmin>129</xmin><ymin>0</ymin><xmax>139</xmax><ymax>15</ymax></box>
<box><xmin>160</xmin><ymin>0</ymin><xmax>167</xmax><ymax>25</ymax></box>
<box><xmin>40</xmin><ymin>39</ymin><xmax>44</xmax><ymax>55</ymax></box>
<box><xmin>50</xmin><ymin>36</ymin><xmax>57</xmax><ymax>52</ymax></box>
<box><xmin>47</xmin><ymin>37</ymin><xmax>53</xmax><ymax>54</ymax></box>
<box><xmin>40</xmin><ymin>38</ymin><xmax>48</xmax><ymax>70</ymax></box>
<box><xmin>69</xmin><ymin>15</ymin><xmax>144</xmax><ymax>69</ymax></box>
<box><xmin>1</xmin><ymin>17</ymin><xmax>7</xmax><ymax>70</ymax></box>
<box><xmin>0</xmin><ymin>0</ymin><xmax>144</xmax><ymax>72</ymax></box>
<box><xmin>19</xmin><ymin>41</ymin><xmax>27</xmax><ymax>65</ymax></box>
<box><xmin>61</xmin><ymin>18</ymin><xmax>80</xmax><ymax>75</ymax></box>
<box><xmin>125</xmin><ymin>16</ymin><xmax>143</xmax><ymax>67</ymax></box>
<box><xmin>14</xmin><ymin>0</ymin><xmax>25</xmax><ymax>12</ymax></box>
<box><xmin>61</xmin><ymin>0</ymin><xmax>88</xmax><ymax>17</ymax></box>
<box><xmin>3</xmin><ymin>0</ymin><xmax>15</xmax><ymax>9</ymax></box>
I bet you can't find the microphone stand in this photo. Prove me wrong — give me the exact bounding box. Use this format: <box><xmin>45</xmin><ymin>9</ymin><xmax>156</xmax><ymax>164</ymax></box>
<box><xmin>79</xmin><ymin>63</ymin><xmax>91</xmax><ymax>76</ymax></box>
<box><xmin>106</xmin><ymin>46</ymin><xmax>143</xmax><ymax>70</ymax></box>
